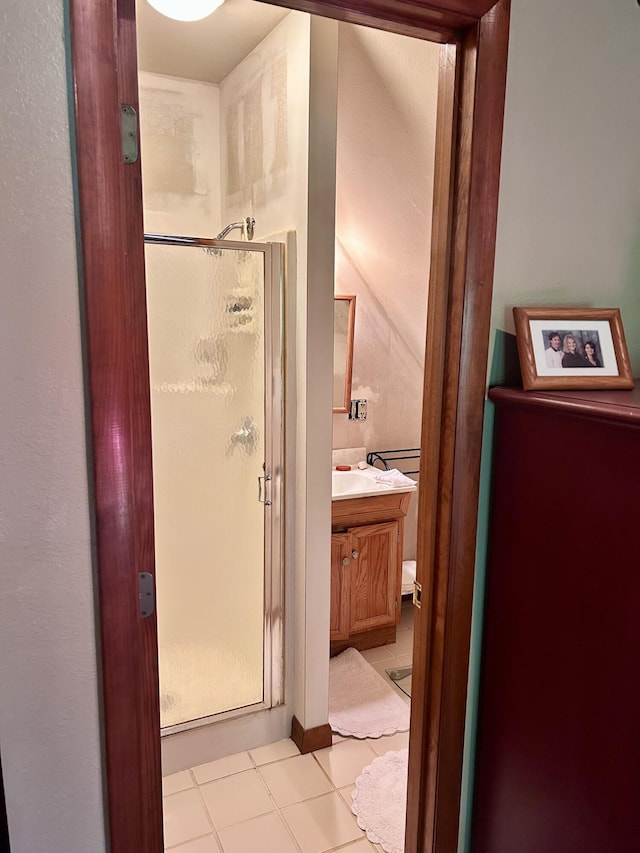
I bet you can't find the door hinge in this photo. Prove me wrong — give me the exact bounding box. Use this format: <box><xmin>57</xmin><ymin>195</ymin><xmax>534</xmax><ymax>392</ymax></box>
<box><xmin>395</xmin><ymin>596</ymin><xmax>398</xmax><ymax>609</ymax></box>
<box><xmin>121</xmin><ymin>104</ymin><xmax>139</xmax><ymax>164</ymax></box>
<box><xmin>139</xmin><ymin>572</ymin><xmax>155</xmax><ymax>618</ymax></box>
<box><xmin>412</xmin><ymin>581</ymin><xmax>422</xmax><ymax>609</ymax></box>
<box><xmin>397</xmin><ymin>530</ymin><xmax>400</xmax><ymax>543</ymax></box>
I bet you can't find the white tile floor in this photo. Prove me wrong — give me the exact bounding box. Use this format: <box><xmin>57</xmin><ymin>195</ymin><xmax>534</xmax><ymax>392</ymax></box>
<box><xmin>162</xmin><ymin>602</ymin><xmax>414</xmax><ymax>852</ymax></box>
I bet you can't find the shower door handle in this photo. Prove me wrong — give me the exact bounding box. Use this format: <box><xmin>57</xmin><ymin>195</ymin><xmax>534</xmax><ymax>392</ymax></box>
<box><xmin>258</xmin><ymin>474</ymin><xmax>272</xmax><ymax>506</ymax></box>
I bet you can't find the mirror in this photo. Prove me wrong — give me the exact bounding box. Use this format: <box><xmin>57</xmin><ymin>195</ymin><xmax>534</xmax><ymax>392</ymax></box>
<box><xmin>333</xmin><ymin>295</ymin><xmax>356</xmax><ymax>413</ymax></box>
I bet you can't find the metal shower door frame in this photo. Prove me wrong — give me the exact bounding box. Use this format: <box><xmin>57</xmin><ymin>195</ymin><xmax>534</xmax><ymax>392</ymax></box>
<box><xmin>144</xmin><ymin>233</ymin><xmax>285</xmax><ymax>731</ymax></box>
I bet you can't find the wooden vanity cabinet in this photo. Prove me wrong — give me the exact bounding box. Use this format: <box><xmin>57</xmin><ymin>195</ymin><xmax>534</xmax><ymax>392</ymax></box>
<box><xmin>330</xmin><ymin>491</ymin><xmax>411</xmax><ymax>656</ymax></box>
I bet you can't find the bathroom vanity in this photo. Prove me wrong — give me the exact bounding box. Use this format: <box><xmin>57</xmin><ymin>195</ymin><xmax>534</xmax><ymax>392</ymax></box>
<box><xmin>330</xmin><ymin>482</ymin><xmax>414</xmax><ymax>656</ymax></box>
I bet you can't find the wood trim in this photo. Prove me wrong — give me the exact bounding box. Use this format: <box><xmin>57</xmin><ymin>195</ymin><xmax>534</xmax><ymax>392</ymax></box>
<box><xmin>407</xmin><ymin>3</ymin><xmax>511</xmax><ymax>852</ymax></box>
<box><xmin>405</xmin><ymin>39</ymin><xmax>458</xmax><ymax>852</ymax></box>
<box><xmin>489</xmin><ymin>383</ymin><xmax>640</xmax><ymax>425</ymax></box>
<box><xmin>290</xmin><ymin>716</ymin><xmax>333</xmax><ymax>754</ymax></box>
<box><xmin>258</xmin><ymin>0</ymin><xmax>472</xmax><ymax>41</ymax></box>
<box><xmin>68</xmin><ymin>0</ymin><xmax>510</xmax><ymax>850</ymax></box>
<box><xmin>115</xmin><ymin>3</ymin><xmax>164</xmax><ymax>844</ymax></box>
<box><xmin>68</xmin><ymin>1</ymin><xmax>163</xmax><ymax>850</ymax></box>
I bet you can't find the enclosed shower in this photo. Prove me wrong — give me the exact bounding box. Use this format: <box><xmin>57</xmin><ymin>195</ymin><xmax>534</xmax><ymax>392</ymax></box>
<box><xmin>144</xmin><ymin>228</ymin><xmax>283</xmax><ymax>734</ymax></box>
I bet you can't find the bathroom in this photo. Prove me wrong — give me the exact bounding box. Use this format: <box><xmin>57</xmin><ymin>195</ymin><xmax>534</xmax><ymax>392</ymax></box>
<box><xmin>136</xmin><ymin>0</ymin><xmax>439</xmax><ymax>773</ymax></box>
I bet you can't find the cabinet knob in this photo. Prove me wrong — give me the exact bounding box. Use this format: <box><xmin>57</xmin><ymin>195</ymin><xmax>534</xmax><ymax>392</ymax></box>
<box><xmin>342</xmin><ymin>557</ymin><xmax>350</xmax><ymax>567</ymax></box>
<box><xmin>351</xmin><ymin>550</ymin><xmax>360</xmax><ymax>559</ymax></box>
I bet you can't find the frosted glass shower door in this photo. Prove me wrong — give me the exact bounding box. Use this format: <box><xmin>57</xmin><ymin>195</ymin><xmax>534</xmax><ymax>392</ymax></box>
<box><xmin>144</xmin><ymin>238</ymin><xmax>282</xmax><ymax>732</ymax></box>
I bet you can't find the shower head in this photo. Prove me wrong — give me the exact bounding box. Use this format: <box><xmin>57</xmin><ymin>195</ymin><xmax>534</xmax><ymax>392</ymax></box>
<box><xmin>215</xmin><ymin>217</ymin><xmax>255</xmax><ymax>241</ymax></box>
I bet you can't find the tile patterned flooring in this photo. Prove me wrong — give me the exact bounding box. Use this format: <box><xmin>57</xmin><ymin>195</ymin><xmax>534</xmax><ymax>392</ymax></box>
<box><xmin>162</xmin><ymin>603</ymin><xmax>414</xmax><ymax>852</ymax></box>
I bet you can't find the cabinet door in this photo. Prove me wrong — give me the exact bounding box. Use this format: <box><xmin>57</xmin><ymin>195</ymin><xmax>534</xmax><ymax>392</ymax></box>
<box><xmin>330</xmin><ymin>533</ymin><xmax>350</xmax><ymax>641</ymax></box>
<box><xmin>348</xmin><ymin>521</ymin><xmax>399</xmax><ymax>634</ymax></box>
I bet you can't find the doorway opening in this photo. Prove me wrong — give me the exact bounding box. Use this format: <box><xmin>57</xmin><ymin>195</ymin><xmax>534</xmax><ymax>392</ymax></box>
<box><xmin>68</xmin><ymin>0</ymin><xmax>510</xmax><ymax>850</ymax></box>
<box><xmin>135</xmin><ymin>0</ymin><xmax>438</xmax><ymax>779</ymax></box>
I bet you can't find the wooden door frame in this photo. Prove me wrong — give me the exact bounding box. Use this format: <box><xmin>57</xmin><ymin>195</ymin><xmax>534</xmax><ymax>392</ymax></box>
<box><xmin>68</xmin><ymin>0</ymin><xmax>510</xmax><ymax>850</ymax></box>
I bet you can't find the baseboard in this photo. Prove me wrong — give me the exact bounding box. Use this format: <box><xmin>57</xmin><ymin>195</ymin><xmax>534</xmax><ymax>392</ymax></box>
<box><xmin>290</xmin><ymin>715</ymin><xmax>332</xmax><ymax>754</ymax></box>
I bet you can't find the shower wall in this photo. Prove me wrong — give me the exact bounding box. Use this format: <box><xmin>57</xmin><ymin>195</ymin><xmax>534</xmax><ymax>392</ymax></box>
<box><xmin>139</xmin><ymin>71</ymin><xmax>222</xmax><ymax>237</ymax></box>
<box><xmin>332</xmin><ymin>25</ymin><xmax>440</xmax><ymax>560</ymax></box>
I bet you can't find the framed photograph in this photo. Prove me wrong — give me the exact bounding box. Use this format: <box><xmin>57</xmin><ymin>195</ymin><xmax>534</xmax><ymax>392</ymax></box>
<box><xmin>513</xmin><ymin>307</ymin><xmax>634</xmax><ymax>391</ymax></box>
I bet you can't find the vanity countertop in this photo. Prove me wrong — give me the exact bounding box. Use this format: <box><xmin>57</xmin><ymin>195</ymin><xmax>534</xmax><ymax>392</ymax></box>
<box><xmin>331</xmin><ymin>464</ymin><xmax>417</xmax><ymax>501</ymax></box>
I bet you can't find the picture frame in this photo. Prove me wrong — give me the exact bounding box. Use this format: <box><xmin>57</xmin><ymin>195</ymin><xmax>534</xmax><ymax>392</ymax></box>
<box><xmin>513</xmin><ymin>307</ymin><xmax>634</xmax><ymax>391</ymax></box>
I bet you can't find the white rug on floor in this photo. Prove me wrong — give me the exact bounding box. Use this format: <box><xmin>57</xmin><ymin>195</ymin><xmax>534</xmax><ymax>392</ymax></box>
<box><xmin>352</xmin><ymin>748</ymin><xmax>408</xmax><ymax>853</ymax></box>
<box><xmin>328</xmin><ymin>648</ymin><xmax>410</xmax><ymax>738</ymax></box>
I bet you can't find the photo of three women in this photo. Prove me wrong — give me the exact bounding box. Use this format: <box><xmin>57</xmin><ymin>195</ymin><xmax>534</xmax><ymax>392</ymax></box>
<box><xmin>544</xmin><ymin>331</ymin><xmax>602</xmax><ymax>368</ymax></box>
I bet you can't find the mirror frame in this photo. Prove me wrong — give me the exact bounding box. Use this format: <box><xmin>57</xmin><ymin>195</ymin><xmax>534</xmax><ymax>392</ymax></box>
<box><xmin>333</xmin><ymin>294</ymin><xmax>356</xmax><ymax>413</ymax></box>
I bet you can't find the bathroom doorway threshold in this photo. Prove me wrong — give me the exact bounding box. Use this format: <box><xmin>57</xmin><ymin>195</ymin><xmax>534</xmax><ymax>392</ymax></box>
<box><xmin>68</xmin><ymin>1</ymin><xmax>510</xmax><ymax>851</ymax></box>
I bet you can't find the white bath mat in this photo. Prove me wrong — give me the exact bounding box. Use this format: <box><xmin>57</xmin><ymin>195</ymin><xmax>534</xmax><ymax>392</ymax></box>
<box><xmin>352</xmin><ymin>748</ymin><xmax>408</xmax><ymax>853</ymax></box>
<box><xmin>328</xmin><ymin>647</ymin><xmax>410</xmax><ymax>738</ymax></box>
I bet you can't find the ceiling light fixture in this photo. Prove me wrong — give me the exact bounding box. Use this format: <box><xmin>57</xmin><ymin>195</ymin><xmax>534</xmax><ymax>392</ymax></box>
<box><xmin>146</xmin><ymin>0</ymin><xmax>225</xmax><ymax>22</ymax></box>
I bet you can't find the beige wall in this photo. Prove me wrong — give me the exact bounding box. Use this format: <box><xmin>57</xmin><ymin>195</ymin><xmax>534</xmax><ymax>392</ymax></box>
<box><xmin>220</xmin><ymin>12</ymin><xmax>310</xmax><ymax>241</ymax></box>
<box><xmin>332</xmin><ymin>25</ymin><xmax>439</xmax><ymax>560</ymax></box>
<box><xmin>0</xmin><ymin>2</ymin><xmax>105</xmax><ymax>852</ymax></box>
<box><xmin>139</xmin><ymin>71</ymin><xmax>222</xmax><ymax>237</ymax></box>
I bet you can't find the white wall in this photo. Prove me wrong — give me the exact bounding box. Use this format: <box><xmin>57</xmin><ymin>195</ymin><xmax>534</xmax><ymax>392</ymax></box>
<box><xmin>0</xmin><ymin>3</ymin><xmax>105</xmax><ymax>853</ymax></box>
<box><xmin>332</xmin><ymin>24</ymin><xmax>439</xmax><ymax>560</ymax></box>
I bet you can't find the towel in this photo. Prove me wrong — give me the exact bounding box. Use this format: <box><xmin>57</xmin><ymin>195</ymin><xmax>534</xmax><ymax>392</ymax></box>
<box><xmin>401</xmin><ymin>560</ymin><xmax>416</xmax><ymax>595</ymax></box>
<box><xmin>374</xmin><ymin>468</ymin><xmax>415</xmax><ymax>488</ymax></box>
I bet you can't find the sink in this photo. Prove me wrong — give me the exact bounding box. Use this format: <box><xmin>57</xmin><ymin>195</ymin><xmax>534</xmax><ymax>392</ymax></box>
<box><xmin>331</xmin><ymin>470</ymin><xmax>375</xmax><ymax>496</ymax></box>
<box><xmin>331</xmin><ymin>466</ymin><xmax>417</xmax><ymax>501</ymax></box>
